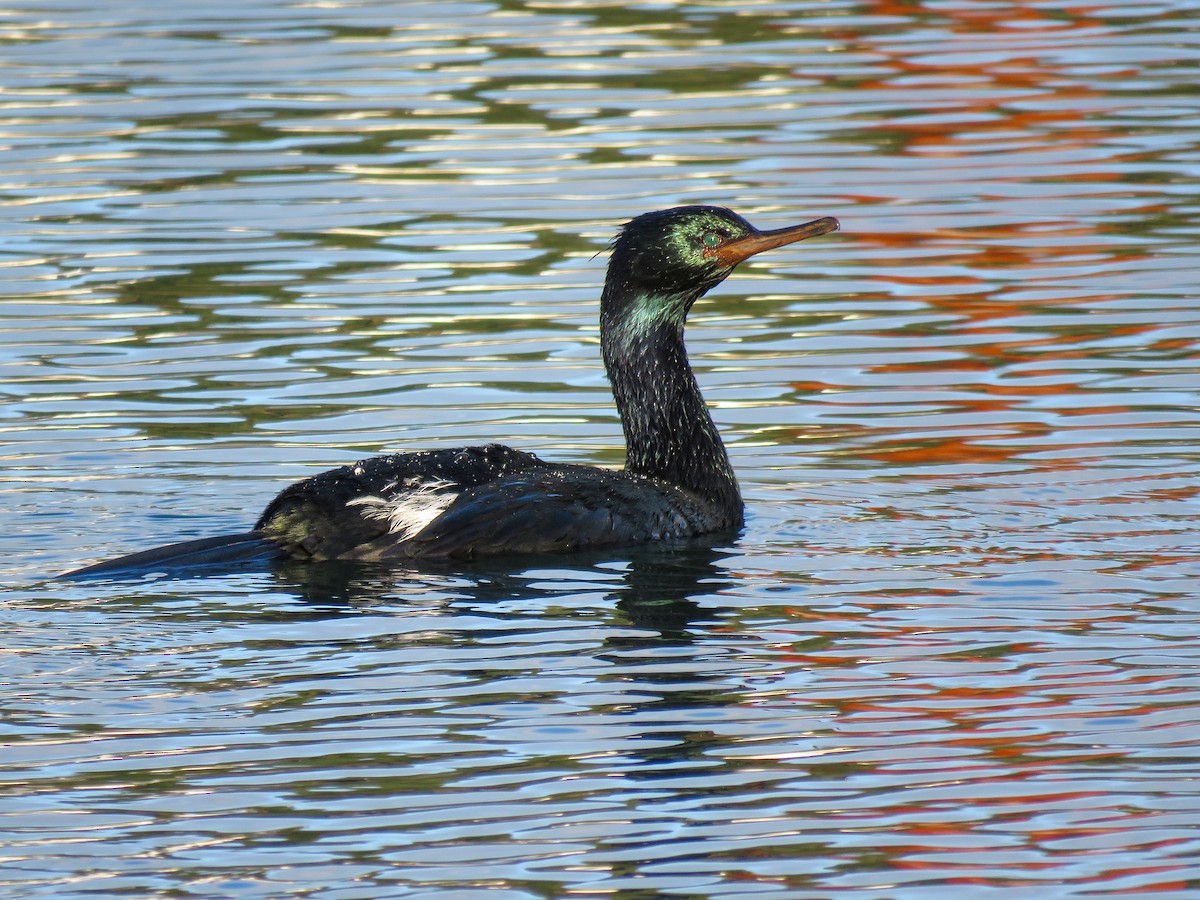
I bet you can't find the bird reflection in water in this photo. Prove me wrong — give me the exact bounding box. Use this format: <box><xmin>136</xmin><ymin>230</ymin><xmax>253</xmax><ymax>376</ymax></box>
<box><xmin>268</xmin><ymin>540</ymin><xmax>732</xmax><ymax>639</ymax></box>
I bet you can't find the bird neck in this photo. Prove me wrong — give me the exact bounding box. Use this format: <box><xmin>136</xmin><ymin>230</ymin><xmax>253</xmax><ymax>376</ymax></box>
<box><xmin>600</xmin><ymin>286</ymin><xmax>740</xmax><ymax>515</ymax></box>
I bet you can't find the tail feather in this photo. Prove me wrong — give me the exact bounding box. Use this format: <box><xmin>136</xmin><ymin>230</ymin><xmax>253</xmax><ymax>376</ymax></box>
<box><xmin>60</xmin><ymin>532</ymin><xmax>280</xmax><ymax>578</ymax></box>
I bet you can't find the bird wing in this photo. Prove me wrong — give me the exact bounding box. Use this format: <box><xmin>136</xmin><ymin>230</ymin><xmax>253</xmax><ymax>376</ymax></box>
<box><xmin>256</xmin><ymin>444</ymin><xmax>549</xmax><ymax>560</ymax></box>
<box><xmin>359</xmin><ymin>470</ymin><xmax>693</xmax><ymax>560</ymax></box>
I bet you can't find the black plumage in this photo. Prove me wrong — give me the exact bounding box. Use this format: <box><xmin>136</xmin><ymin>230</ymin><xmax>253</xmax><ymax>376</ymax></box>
<box><xmin>63</xmin><ymin>206</ymin><xmax>838</xmax><ymax>577</ymax></box>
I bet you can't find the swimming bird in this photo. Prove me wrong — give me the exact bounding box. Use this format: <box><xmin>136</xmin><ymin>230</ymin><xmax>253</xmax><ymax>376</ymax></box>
<box><xmin>63</xmin><ymin>206</ymin><xmax>838</xmax><ymax>576</ymax></box>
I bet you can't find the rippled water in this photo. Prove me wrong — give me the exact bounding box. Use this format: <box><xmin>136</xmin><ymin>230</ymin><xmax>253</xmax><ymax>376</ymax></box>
<box><xmin>3</xmin><ymin>1</ymin><xmax>1200</xmax><ymax>897</ymax></box>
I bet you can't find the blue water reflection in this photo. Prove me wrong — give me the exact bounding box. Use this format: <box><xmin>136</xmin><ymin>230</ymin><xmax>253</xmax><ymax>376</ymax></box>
<box><xmin>3</xmin><ymin>0</ymin><xmax>1200</xmax><ymax>897</ymax></box>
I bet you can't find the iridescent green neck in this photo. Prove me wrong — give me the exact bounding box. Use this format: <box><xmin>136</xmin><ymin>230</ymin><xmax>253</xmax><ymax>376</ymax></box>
<box><xmin>600</xmin><ymin>283</ymin><xmax>741</xmax><ymax>515</ymax></box>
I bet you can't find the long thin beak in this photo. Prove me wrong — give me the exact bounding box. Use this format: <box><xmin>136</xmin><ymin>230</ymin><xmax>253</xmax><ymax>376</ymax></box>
<box><xmin>708</xmin><ymin>216</ymin><xmax>840</xmax><ymax>267</ymax></box>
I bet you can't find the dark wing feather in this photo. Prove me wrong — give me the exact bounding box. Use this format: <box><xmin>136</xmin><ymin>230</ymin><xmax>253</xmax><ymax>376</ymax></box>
<box><xmin>367</xmin><ymin>468</ymin><xmax>699</xmax><ymax>560</ymax></box>
<box><xmin>257</xmin><ymin>443</ymin><xmax>549</xmax><ymax>560</ymax></box>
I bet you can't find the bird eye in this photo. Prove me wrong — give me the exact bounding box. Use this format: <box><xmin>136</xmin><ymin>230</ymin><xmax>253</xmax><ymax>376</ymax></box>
<box><xmin>701</xmin><ymin>232</ymin><xmax>722</xmax><ymax>248</ymax></box>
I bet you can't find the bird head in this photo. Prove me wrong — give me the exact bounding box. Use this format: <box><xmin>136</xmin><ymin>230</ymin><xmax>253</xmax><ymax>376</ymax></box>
<box><xmin>602</xmin><ymin>205</ymin><xmax>838</xmax><ymax>334</ymax></box>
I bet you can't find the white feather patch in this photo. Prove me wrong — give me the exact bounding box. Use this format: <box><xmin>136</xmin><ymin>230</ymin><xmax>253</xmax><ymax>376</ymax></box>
<box><xmin>346</xmin><ymin>479</ymin><xmax>458</xmax><ymax>541</ymax></box>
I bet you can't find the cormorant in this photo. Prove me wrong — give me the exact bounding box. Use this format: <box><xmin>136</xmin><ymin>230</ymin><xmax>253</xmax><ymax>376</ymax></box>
<box><xmin>63</xmin><ymin>206</ymin><xmax>838</xmax><ymax>576</ymax></box>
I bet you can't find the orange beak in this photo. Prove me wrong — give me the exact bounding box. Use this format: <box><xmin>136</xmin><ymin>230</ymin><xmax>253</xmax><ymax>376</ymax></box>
<box><xmin>706</xmin><ymin>216</ymin><xmax>840</xmax><ymax>268</ymax></box>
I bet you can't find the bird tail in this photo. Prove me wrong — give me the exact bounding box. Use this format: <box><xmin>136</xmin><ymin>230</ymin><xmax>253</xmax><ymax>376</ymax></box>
<box><xmin>59</xmin><ymin>532</ymin><xmax>280</xmax><ymax>578</ymax></box>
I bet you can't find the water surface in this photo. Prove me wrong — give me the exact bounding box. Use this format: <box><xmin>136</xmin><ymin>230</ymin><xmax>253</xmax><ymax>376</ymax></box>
<box><xmin>2</xmin><ymin>1</ymin><xmax>1199</xmax><ymax>897</ymax></box>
